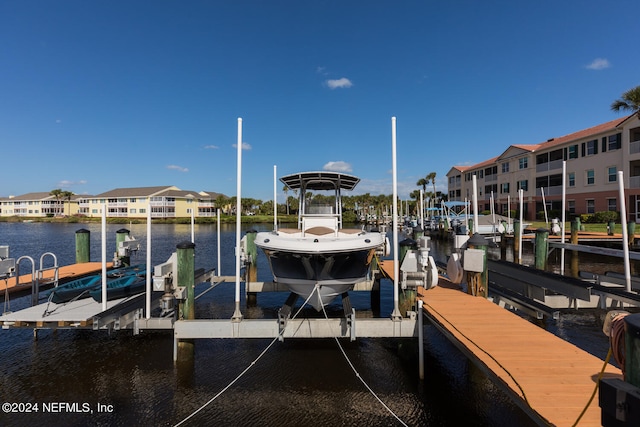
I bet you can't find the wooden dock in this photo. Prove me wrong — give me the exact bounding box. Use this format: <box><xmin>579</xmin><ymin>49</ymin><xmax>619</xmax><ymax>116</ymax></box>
<box><xmin>379</xmin><ymin>260</ymin><xmax>622</xmax><ymax>426</ymax></box>
<box><xmin>1</xmin><ymin>262</ymin><xmax>113</xmax><ymax>296</ymax></box>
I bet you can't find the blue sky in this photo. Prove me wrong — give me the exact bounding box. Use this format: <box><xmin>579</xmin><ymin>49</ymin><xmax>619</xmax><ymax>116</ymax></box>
<box><xmin>2</xmin><ymin>1</ymin><xmax>639</xmax><ymax>202</ymax></box>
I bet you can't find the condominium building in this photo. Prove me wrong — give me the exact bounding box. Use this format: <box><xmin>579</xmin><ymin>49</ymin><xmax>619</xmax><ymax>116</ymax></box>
<box><xmin>447</xmin><ymin>113</ymin><xmax>640</xmax><ymax>221</ymax></box>
<box><xmin>0</xmin><ymin>186</ymin><xmax>227</xmax><ymax>219</ymax></box>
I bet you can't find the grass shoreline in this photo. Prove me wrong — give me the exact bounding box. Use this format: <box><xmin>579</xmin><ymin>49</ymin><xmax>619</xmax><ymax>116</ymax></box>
<box><xmin>1</xmin><ymin>216</ymin><xmax>630</xmax><ymax>233</ymax></box>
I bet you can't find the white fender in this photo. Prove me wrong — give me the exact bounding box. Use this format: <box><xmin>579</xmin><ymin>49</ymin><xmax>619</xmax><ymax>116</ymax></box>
<box><xmin>447</xmin><ymin>252</ymin><xmax>463</xmax><ymax>284</ymax></box>
<box><xmin>497</xmin><ymin>222</ymin><xmax>505</xmax><ymax>234</ymax></box>
<box><xmin>427</xmin><ymin>256</ymin><xmax>439</xmax><ymax>289</ymax></box>
<box><xmin>384</xmin><ymin>236</ymin><xmax>391</xmax><ymax>256</ymax></box>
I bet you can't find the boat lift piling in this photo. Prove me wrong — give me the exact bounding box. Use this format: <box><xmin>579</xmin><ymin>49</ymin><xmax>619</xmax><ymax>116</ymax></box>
<box><xmin>243</xmin><ymin>230</ymin><xmax>258</xmax><ymax>307</ymax></box>
<box><xmin>75</xmin><ymin>229</ymin><xmax>90</xmax><ymax>264</ymax></box>
<box><xmin>176</xmin><ymin>241</ymin><xmax>196</xmax><ymax>362</ymax></box>
<box><xmin>534</xmin><ymin>228</ymin><xmax>549</xmax><ymax>271</ymax></box>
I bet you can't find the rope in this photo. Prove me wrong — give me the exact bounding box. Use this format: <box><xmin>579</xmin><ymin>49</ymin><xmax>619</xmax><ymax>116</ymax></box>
<box><xmin>609</xmin><ymin>313</ymin><xmax>628</xmax><ymax>374</ymax></box>
<box><xmin>173</xmin><ymin>285</ymin><xmax>320</xmax><ymax>427</ymax></box>
<box><xmin>319</xmin><ymin>291</ymin><xmax>408</xmax><ymax>426</ymax></box>
<box><xmin>42</xmin><ymin>288</ymin><xmax>93</xmax><ymax>317</ymax></box>
<box><xmin>571</xmin><ymin>347</ymin><xmax>613</xmax><ymax>427</ymax></box>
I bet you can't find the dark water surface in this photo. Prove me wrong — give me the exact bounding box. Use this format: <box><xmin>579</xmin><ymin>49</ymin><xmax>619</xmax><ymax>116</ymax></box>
<box><xmin>0</xmin><ymin>223</ymin><xmax>612</xmax><ymax>426</ymax></box>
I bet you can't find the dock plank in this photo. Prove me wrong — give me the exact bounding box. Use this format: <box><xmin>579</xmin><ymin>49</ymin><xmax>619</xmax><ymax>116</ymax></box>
<box><xmin>379</xmin><ymin>260</ymin><xmax>621</xmax><ymax>427</ymax></box>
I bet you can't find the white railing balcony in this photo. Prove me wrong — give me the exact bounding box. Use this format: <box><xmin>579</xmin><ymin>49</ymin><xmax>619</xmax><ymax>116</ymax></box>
<box><xmin>484</xmin><ymin>174</ymin><xmax>497</xmax><ymax>182</ymax></box>
<box><xmin>630</xmin><ymin>176</ymin><xmax>640</xmax><ymax>188</ymax></box>
<box><xmin>536</xmin><ymin>186</ymin><xmax>563</xmax><ymax>196</ymax></box>
<box><xmin>630</xmin><ymin>140</ymin><xmax>640</xmax><ymax>155</ymax></box>
<box><xmin>548</xmin><ymin>159</ymin><xmax>563</xmax><ymax>170</ymax></box>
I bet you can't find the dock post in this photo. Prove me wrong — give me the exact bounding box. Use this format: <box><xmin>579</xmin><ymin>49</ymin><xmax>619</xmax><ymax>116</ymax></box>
<box><xmin>245</xmin><ymin>230</ymin><xmax>258</xmax><ymax>307</ymax></box>
<box><xmin>177</xmin><ymin>241</ymin><xmax>196</xmax><ymax>362</ymax></box>
<box><xmin>115</xmin><ymin>228</ymin><xmax>131</xmax><ymax>266</ymax></box>
<box><xmin>513</xmin><ymin>219</ymin><xmax>521</xmax><ymax>264</ymax></box>
<box><xmin>418</xmin><ymin>299</ymin><xmax>424</xmax><ymax>380</ymax></box>
<box><xmin>534</xmin><ymin>228</ymin><xmax>549</xmax><ymax>271</ymax></box>
<box><xmin>571</xmin><ymin>218</ymin><xmax>580</xmax><ymax>278</ymax></box>
<box><xmin>399</xmin><ymin>238</ymin><xmax>416</xmax><ymax>265</ymax></box>
<box><xmin>371</xmin><ymin>271</ymin><xmax>381</xmax><ymax>315</ymax></box>
<box><xmin>628</xmin><ymin>221</ymin><xmax>636</xmax><ymax>247</ymax></box>
<box><xmin>466</xmin><ymin>233</ymin><xmax>488</xmax><ymax>298</ymax></box>
<box><xmin>75</xmin><ymin>229</ymin><xmax>90</xmax><ymax>263</ymax></box>
<box><xmin>500</xmin><ymin>221</ymin><xmax>508</xmax><ymax>261</ymax></box>
<box><xmin>625</xmin><ymin>313</ymin><xmax>640</xmax><ymax>388</ymax></box>
<box><xmin>412</xmin><ymin>225</ymin><xmax>424</xmax><ymax>241</ymax></box>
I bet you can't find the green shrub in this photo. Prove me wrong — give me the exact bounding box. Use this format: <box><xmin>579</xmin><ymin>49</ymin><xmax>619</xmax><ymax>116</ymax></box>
<box><xmin>594</xmin><ymin>211</ymin><xmax>619</xmax><ymax>223</ymax></box>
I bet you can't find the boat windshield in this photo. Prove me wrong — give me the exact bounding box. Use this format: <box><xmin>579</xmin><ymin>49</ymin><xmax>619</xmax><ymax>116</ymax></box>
<box><xmin>306</xmin><ymin>204</ymin><xmax>334</xmax><ymax>215</ymax></box>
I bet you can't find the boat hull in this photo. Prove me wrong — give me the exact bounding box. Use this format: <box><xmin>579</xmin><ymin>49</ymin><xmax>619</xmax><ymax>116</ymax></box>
<box><xmin>256</xmin><ymin>231</ymin><xmax>384</xmax><ymax>310</ymax></box>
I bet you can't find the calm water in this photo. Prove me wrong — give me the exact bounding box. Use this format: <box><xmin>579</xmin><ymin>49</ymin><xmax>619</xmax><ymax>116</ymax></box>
<box><xmin>0</xmin><ymin>222</ymin><xmax>614</xmax><ymax>426</ymax></box>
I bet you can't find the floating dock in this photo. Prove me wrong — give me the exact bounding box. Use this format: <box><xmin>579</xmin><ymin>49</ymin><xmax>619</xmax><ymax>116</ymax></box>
<box><xmin>1</xmin><ymin>262</ymin><xmax>113</xmax><ymax>297</ymax></box>
<box><xmin>379</xmin><ymin>259</ymin><xmax>622</xmax><ymax>426</ymax></box>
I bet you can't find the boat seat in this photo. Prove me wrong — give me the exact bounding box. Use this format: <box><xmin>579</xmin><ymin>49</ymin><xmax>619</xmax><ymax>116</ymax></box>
<box><xmin>339</xmin><ymin>228</ymin><xmax>363</xmax><ymax>235</ymax></box>
<box><xmin>278</xmin><ymin>228</ymin><xmax>299</xmax><ymax>234</ymax></box>
<box><xmin>304</xmin><ymin>226</ymin><xmax>335</xmax><ymax>236</ymax></box>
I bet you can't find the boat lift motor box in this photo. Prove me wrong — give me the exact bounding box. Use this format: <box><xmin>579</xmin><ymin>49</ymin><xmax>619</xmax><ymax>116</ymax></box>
<box><xmin>463</xmin><ymin>248</ymin><xmax>485</xmax><ymax>273</ymax></box>
<box><xmin>599</xmin><ymin>377</ymin><xmax>640</xmax><ymax>426</ymax></box>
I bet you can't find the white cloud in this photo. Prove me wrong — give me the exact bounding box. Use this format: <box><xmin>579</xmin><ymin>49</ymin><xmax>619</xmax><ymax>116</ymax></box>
<box><xmin>57</xmin><ymin>180</ymin><xmax>87</xmax><ymax>188</ymax></box>
<box><xmin>204</xmin><ymin>144</ymin><xmax>219</xmax><ymax>149</ymax></box>
<box><xmin>232</xmin><ymin>142</ymin><xmax>252</xmax><ymax>150</ymax></box>
<box><xmin>326</xmin><ymin>77</ymin><xmax>353</xmax><ymax>89</ymax></box>
<box><xmin>167</xmin><ymin>165</ymin><xmax>189</xmax><ymax>172</ymax></box>
<box><xmin>323</xmin><ymin>161</ymin><xmax>352</xmax><ymax>172</ymax></box>
<box><xmin>586</xmin><ymin>58</ymin><xmax>611</xmax><ymax>70</ymax></box>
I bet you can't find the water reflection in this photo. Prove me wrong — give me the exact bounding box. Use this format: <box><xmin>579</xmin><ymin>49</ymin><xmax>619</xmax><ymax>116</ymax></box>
<box><xmin>0</xmin><ymin>222</ymin><xmax>613</xmax><ymax>426</ymax></box>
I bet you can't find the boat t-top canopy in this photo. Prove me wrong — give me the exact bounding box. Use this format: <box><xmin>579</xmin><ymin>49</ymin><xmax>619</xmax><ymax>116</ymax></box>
<box><xmin>280</xmin><ymin>171</ymin><xmax>360</xmax><ymax>192</ymax></box>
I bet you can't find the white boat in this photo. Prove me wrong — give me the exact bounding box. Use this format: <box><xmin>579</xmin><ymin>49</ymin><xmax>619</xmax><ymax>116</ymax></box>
<box><xmin>255</xmin><ymin>171</ymin><xmax>387</xmax><ymax>311</ymax></box>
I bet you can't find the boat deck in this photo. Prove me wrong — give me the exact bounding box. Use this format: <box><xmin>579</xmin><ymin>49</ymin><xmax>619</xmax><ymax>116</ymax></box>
<box><xmin>379</xmin><ymin>260</ymin><xmax>621</xmax><ymax>426</ymax></box>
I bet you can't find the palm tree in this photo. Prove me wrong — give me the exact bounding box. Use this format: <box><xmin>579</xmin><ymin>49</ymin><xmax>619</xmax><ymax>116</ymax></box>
<box><xmin>611</xmin><ymin>85</ymin><xmax>640</xmax><ymax>117</ymax></box>
<box><xmin>61</xmin><ymin>190</ymin><xmax>74</xmax><ymax>216</ymax></box>
<box><xmin>416</xmin><ymin>177</ymin><xmax>428</xmax><ymax>194</ymax></box>
<box><xmin>426</xmin><ymin>172</ymin><xmax>437</xmax><ymax>199</ymax></box>
<box><xmin>49</xmin><ymin>189</ymin><xmax>63</xmax><ymax>216</ymax></box>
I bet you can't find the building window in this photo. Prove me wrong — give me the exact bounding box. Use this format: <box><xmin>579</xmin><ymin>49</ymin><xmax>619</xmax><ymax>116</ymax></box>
<box><xmin>586</xmin><ymin>199</ymin><xmax>595</xmax><ymax>214</ymax></box>
<box><xmin>586</xmin><ymin>140</ymin><xmax>598</xmax><ymax>156</ymax></box>
<box><xmin>519</xmin><ymin>158</ymin><xmax>528</xmax><ymax>169</ymax></box>
<box><xmin>608</xmin><ymin>198</ymin><xmax>617</xmax><ymax>212</ymax></box>
<box><xmin>501</xmin><ymin>183</ymin><xmax>510</xmax><ymax>193</ymax></box>
<box><xmin>568</xmin><ymin>200</ymin><xmax>575</xmax><ymax>214</ymax></box>
<box><xmin>568</xmin><ymin>145</ymin><xmax>578</xmax><ymax>159</ymax></box>
<box><xmin>517</xmin><ymin>180</ymin><xmax>528</xmax><ymax>191</ymax></box>
<box><xmin>608</xmin><ymin>166</ymin><xmax>617</xmax><ymax>182</ymax></box>
<box><xmin>586</xmin><ymin>169</ymin><xmax>595</xmax><ymax>185</ymax></box>
<box><xmin>502</xmin><ymin>162</ymin><xmax>510</xmax><ymax>173</ymax></box>
<box><xmin>568</xmin><ymin>172</ymin><xmax>575</xmax><ymax>187</ymax></box>
<box><xmin>608</xmin><ymin>133</ymin><xmax>622</xmax><ymax>150</ymax></box>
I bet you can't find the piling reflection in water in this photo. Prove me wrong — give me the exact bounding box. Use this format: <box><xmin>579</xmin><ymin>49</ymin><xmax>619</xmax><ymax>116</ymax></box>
<box><xmin>0</xmin><ymin>222</ymin><xmax>614</xmax><ymax>426</ymax></box>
